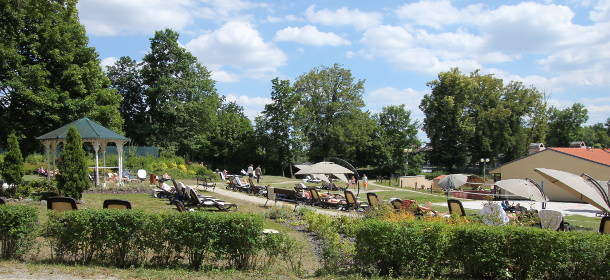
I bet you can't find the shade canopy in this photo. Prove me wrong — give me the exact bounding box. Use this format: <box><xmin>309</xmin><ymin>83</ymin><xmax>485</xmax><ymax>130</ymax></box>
<box><xmin>333</xmin><ymin>173</ymin><xmax>349</xmax><ymax>183</ymax></box>
<box><xmin>534</xmin><ymin>168</ymin><xmax>610</xmax><ymax>213</ymax></box>
<box><xmin>295</xmin><ymin>162</ymin><xmax>353</xmax><ymax>175</ymax></box>
<box><xmin>438</xmin><ymin>174</ymin><xmax>469</xmax><ymax>190</ymax></box>
<box><xmin>312</xmin><ymin>174</ymin><xmax>330</xmax><ymax>183</ymax></box>
<box><xmin>495</xmin><ymin>179</ymin><xmax>549</xmax><ymax>202</ymax></box>
<box><xmin>36</xmin><ymin>117</ymin><xmax>129</xmax><ymax>188</ymax></box>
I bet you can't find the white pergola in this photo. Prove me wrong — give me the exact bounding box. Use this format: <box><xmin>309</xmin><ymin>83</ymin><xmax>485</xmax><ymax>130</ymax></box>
<box><xmin>36</xmin><ymin>117</ymin><xmax>130</xmax><ymax>187</ymax></box>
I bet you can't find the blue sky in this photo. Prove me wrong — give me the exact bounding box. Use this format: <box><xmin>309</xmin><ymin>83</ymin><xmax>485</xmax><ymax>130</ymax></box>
<box><xmin>78</xmin><ymin>0</ymin><xmax>610</xmax><ymax>140</ymax></box>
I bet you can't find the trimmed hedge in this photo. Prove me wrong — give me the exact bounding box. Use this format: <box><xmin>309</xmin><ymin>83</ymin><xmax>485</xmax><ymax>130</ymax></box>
<box><xmin>0</xmin><ymin>205</ymin><xmax>38</xmax><ymax>259</ymax></box>
<box><xmin>355</xmin><ymin>220</ymin><xmax>610</xmax><ymax>279</ymax></box>
<box><xmin>45</xmin><ymin>209</ymin><xmax>263</xmax><ymax>270</ymax></box>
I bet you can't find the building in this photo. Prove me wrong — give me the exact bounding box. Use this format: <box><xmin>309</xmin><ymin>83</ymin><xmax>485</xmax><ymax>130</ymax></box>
<box><xmin>490</xmin><ymin>143</ymin><xmax>610</xmax><ymax>202</ymax></box>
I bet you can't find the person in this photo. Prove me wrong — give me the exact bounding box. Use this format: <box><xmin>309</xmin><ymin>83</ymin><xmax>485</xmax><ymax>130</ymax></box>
<box><xmin>255</xmin><ymin>165</ymin><xmax>262</xmax><ymax>183</ymax></box>
<box><xmin>162</xmin><ymin>173</ymin><xmax>171</xmax><ymax>182</ymax></box>
<box><xmin>362</xmin><ymin>174</ymin><xmax>368</xmax><ymax>191</ymax></box>
<box><xmin>247</xmin><ymin>164</ymin><xmax>254</xmax><ymax>179</ymax></box>
<box><xmin>223</xmin><ymin>169</ymin><xmax>228</xmax><ymax>179</ymax></box>
<box><xmin>350</xmin><ymin>176</ymin><xmax>357</xmax><ymax>190</ymax></box>
<box><xmin>501</xmin><ymin>200</ymin><xmax>515</xmax><ymax>212</ymax></box>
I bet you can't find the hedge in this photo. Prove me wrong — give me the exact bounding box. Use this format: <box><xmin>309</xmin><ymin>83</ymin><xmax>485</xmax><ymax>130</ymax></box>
<box><xmin>355</xmin><ymin>219</ymin><xmax>610</xmax><ymax>279</ymax></box>
<box><xmin>45</xmin><ymin>209</ymin><xmax>263</xmax><ymax>270</ymax></box>
<box><xmin>0</xmin><ymin>205</ymin><xmax>38</xmax><ymax>259</ymax></box>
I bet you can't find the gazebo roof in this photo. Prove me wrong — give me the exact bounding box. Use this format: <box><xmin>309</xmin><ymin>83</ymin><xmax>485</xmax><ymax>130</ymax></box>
<box><xmin>36</xmin><ymin>117</ymin><xmax>129</xmax><ymax>142</ymax></box>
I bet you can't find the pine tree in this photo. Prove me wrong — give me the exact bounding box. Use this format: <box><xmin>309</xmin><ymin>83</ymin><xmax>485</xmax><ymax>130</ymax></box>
<box><xmin>57</xmin><ymin>126</ymin><xmax>89</xmax><ymax>199</ymax></box>
<box><xmin>1</xmin><ymin>133</ymin><xmax>25</xmax><ymax>186</ymax></box>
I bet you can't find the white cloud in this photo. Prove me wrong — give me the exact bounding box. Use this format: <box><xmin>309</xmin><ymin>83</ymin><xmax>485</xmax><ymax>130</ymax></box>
<box><xmin>100</xmin><ymin>57</ymin><xmax>118</xmax><ymax>70</ymax></box>
<box><xmin>78</xmin><ymin>0</ymin><xmax>194</xmax><ymax>36</ymax></box>
<box><xmin>590</xmin><ymin>0</ymin><xmax>610</xmax><ymax>22</ymax></box>
<box><xmin>211</xmin><ymin>70</ymin><xmax>239</xmax><ymax>83</ymax></box>
<box><xmin>193</xmin><ymin>0</ymin><xmax>267</xmax><ymax>22</ymax></box>
<box><xmin>225</xmin><ymin>94</ymin><xmax>272</xmax><ymax>120</ymax></box>
<box><xmin>185</xmin><ymin>21</ymin><xmax>287</xmax><ymax>80</ymax></box>
<box><xmin>395</xmin><ymin>0</ymin><xmax>483</xmax><ymax>29</ymax></box>
<box><xmin>305</xmin><ymin>5</ymin><xmax>382</xmax><ymax>30</ymax></box>
<box><xmin>275</xmin><ymin>25</ymin><xmax>350</xmax><ymax>46</ymax></box>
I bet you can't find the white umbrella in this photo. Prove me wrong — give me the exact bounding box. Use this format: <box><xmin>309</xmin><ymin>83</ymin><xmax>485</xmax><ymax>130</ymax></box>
<box><xmin>333</xmin><ymin>173</ymin><xmax>349</xmax><ymax>183</ymax></box>
<box><xmin>495</xmin><ymin>179</ymin><xmax>549</xmax><ymax>202</ymax></box>
<box><xmin>438</xmin><ymin>174</ymin><xmax>469</xmax><ymax>190</ymax></box>
<box><xmin>295</xmin><ymin>162</ymin><xmax>353</xmax><ymax>175</ymax></box>
<box><xmin>312</xmin><ymin>173</ymin><xmax>330</xmax><ymax>183</ymax></box>
<box><xmin>534</xmin><ymin>168</ymin><xmax>610</xmax><ymax>213</ymax></box>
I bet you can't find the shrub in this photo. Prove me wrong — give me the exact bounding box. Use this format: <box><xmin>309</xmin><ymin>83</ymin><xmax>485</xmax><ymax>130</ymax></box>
<box><xmin>1</xmin><ymin>133</ymin><xmax>25</xmax><ymax>188</ymax></box>
<box><xmin>56</xmin><ymin>126</ymin><xmax>89</xmax><ymax>200</ymax></box>
<box><xmin>0</xmin><ymin>205</ymin><xmax>38</xmax><ymax>259</ymax></box>
<box><xmin>260</xmin><ymin>232</ymin><xmax>304</xmax><ymax>274</ymax></box>
<box><xmin>354</xmin><ymin>219</ymin><xmax>610</xmax><ymax>279</ymax></box>
<box><xmin>264</xmin><ymin>205</ymin><xmax>295</xmax><ymax>220</ymax></box>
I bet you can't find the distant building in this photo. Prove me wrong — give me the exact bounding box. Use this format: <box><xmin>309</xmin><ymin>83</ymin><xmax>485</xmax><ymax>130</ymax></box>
<box><xmin>490</xmin><ymin>142</ymin><xmax>610</xmax><ymax>202</ymax></box>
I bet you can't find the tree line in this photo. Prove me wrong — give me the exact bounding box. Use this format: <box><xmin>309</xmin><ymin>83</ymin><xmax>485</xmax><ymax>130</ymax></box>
<box><xmin>1</xmin><ymin>0</ymin><xmax>609</xmax><ymax>176</ymax></box>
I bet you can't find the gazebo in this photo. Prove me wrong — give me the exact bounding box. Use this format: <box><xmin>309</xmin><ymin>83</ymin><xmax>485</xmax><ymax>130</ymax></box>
<box><xmin>36</xmin><ymin>117</ymin><xmax>130</xmax><ymax>187</ymax></box>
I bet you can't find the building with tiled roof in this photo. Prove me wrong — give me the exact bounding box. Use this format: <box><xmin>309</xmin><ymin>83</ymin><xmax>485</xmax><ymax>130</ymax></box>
<box><xmin>490</xmin><ymin>143</ymin><xmax>610</xmax><ymax>202</ymax></box>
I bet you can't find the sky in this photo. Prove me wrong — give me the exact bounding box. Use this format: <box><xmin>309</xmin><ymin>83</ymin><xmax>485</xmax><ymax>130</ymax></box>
<box><xmin>77</xmin><ymin>0</ymin><xmax>610</xmax><ymax>141</ymax></box>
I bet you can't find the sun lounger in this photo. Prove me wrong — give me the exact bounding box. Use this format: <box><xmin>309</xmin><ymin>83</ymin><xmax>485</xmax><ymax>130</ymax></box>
<box><xmin>447</xmin><ymin>199</ymin><xmax>467</xmax><ymax>216</ymax></box>
<box><xmin>103</xmin><ymin>199</ymin><xmax>132</xmax><ymax>209</ymax></box>
<box><xmin>188</xmin><ymin>186</ymin><xmax>237</xmax><ymax>212</ymax></box>
<box><xmin>343</xmin><ymin>190</ymin><xmax>369</xmax><ymax>211</ymax></box>
<box><xmin>47</xmin><ymin>196</ymin><xmax>78</xmax><ymax>212</ymax></box>
<box><xmin>366</xmin><ymin>193</ymin><xmax>381</xmax><ymax>209</ymax></box>
<box><xmin>600</xmin><ymin>216</ymin><xmax>610</xmax><ymax>234</ymax></box>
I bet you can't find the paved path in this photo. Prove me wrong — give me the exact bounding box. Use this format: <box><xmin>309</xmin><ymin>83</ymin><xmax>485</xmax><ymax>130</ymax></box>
<box><xmin>192</xmin><ymin>183</ymin><xmax>349</xmax><ymax>216</ymax></box>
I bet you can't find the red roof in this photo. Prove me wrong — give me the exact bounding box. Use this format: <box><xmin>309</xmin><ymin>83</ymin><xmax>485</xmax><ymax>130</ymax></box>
<box><xmin>548</xmin><ymin>148</ymin><xmax>610</xmax><ymax>166</ymax></box>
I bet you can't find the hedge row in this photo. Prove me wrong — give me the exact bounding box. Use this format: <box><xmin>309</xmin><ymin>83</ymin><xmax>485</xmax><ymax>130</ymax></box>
<box><xmin>355</xmin><ymin>220</ymin><xmax>610</xmax><ymax>279</ymax></box>
<box><xmin>0</xmin><ymin>205</ymin><xmax>38</xmax><ymax>259</ymax></box>
<box><xmin>45</xmin><ymin>209</ymin><xmax>263</xmax><ymax>270</ymax></box>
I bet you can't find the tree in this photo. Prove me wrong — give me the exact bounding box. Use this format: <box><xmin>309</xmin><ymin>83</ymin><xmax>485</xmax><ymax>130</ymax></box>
<box><xmin>420</xmin><ymin>68</ymin><xmax>548</xmax><ymax>171</ymax></box>
<box><xmin>1</xmin><ymin>133</ymin><xmax>25</xmax><ymax>186</ymax></box>
<box><xmin>546</xmin><ymin>103</ymin><xmax>588</xmax><ymax>147</ymax></box>
<box><xmin>420</xmin><ymin>68</ymin><xmax>473</xmax><ymax>171</ymax></box>
<box><xmin>106</xmin><ymin>57</ymin><xmax>146</xmax><ymax>145</ymax></box>
<box><xmin>368</xmin><ymin>105</ymin><xmax>422</xmax><ymax>175</ymax></box>
<box><xmin>293</xmin><ymin>64</ymin><xmax>374</xmax><ymax>162</ymax></box>
<box><xmin>109</xmin><ymin>29</ymin><xmax>220</xmax><ymax>159</ymax></box>
<box><xmin>0</xmin><ymin>0</ymin><xmax>122</xmax><ymax>154</ymax></box>
<box><xmin>582</xmin><ymin>123</ymin><xmax>610</xmax><ymax>148</ymax></box>
<box><xmin>57</xmin><ymin>126</ymin><xmax>88</xmax><ymax>199</ymax></box>
<box><xmin>255</xmin><ymin>78</ymin><xmax>306</xmax><ymax>176</ymax></box>
<box><xmin>205</xmin><ymin>101</ymin><xmax>253</xmax><ymax>171</ymax></box>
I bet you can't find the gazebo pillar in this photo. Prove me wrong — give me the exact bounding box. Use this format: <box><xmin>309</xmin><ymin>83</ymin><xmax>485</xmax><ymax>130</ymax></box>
<box><xmin>43</xmin><ymin>141</ymin><xmax>51</xmax><ymax>181</ymax></box>
<box><xmin>116</xmin><ymin>141</ymin><xmax>126</xmax><ymax>186</ymax></box>
<box><xmin>92</xmin><ymin>141</ymin><xmax>100</xmax><ymax>188</ymax></box>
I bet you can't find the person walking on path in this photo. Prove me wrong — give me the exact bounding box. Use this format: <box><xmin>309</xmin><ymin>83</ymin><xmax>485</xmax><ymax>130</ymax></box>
<box><xmin>362</xmin><ymin>174</ymin><xmax>368</xmax><ymax>191</ymax></box>
<box><xmin>350</xmin><ymin>176</ymin><xmax>357</xmax><ymax>190</ymax></box>
<box><xmin>255</xmin><ymin>165</ymin><xmax>262</xmax><ymax>183</ymax></box>
<box><xmin>247</xmin><ymin>164</ymin><xmax>254</xmax><ymax>179</ymax></box>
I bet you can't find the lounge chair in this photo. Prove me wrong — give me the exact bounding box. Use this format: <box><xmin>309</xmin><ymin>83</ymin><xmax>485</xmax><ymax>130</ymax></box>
<box><xmin>366</xmin><ymin>193</ymin><xmax>381</xmax><ymax>209</ymax></box>
<box><xmin>600</xmin><ymin>216</ymin><xmax>610</xmax><ymax>234</ymax></box>
<box><xmin>188</xmin><ymin>186</ymin><xmax>238</xmax><ymax>212</ymax></box>
<box><xmin>447</xmin><ymin>199</ymin><xmax>466</xmax><ymax>216</ymax></box>
<box><xmin>152</xmin><ymin>181</ymin><xmax>175</xmax><ymax>199</ymax></box>
<box><xmin>47</xmin><ymin>196</ymin><xmax>78</xmax><ymax>212</ymax></box>
<box><xmin>343</xmin><ymin>190</ymin><xmax>369</xmax><ymax>211</ymax></box>
<box><xmin>538</xmin><ymin>209</ymin><xmax>570</xmax><ymax>231</ymax></box>
<box><xmin>196</xmin><ymin>176</ymin><xmax>216</xmax><ymax>192</ymax></box>
<box><xmin>172</xmin><ymin>200</ymin><xmax>189</xmax><ymax>212</ymax></box>
<box><xmin>310</xmin><ymin>188</ymin><xmax>345</xmax><ymax>209</ymax></box>
<box><xmin>232</xmin><ymin>176</ymin><xmax>252</xmax><ymax>192</ymax></box>
<box><xmin>103</xmin><ymin>199</ymin><xmax>132</xmax><ymax>209</ymax></box>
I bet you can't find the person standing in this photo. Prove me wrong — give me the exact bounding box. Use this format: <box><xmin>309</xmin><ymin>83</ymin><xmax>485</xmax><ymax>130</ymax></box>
<box><xmin>247</xmin><ymin>164</ymin><xmax>254</xmax><ymax>179</ymax></box>
<box><xmin>255</xmin><ymin>165</ymin><xmax>262</xmax><ymax>183</ymax></box>
<box><xmin>362</xmin><ymin>174</ymin><xmax>368</xmax><ymax>191</ymax></box>
<box><xmin>350</xmin><ymin>176</ymin><xmax>357</xmax><ymax>190</ymax></box>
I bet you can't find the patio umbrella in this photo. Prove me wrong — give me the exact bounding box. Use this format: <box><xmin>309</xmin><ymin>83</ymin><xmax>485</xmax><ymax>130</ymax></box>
<box><xmin>495</xmin><ymin>179</ymin><xmax>549</xmax><ymax>202</ymax></box>
<box><xmin>312</xmin><ymin>174</ymin><xmax>330</xmax><ymax>183</ymax></box>
<box><xmin>534</xmin><ymin>168</ymin><xmax>610</xmax><ymax>213</ymax></box>
<box><xmin>295</xmin><ymin>162</ymin><xmax>353</xmax><ymax>175</ymax></box>
<box><xmin>333</xmin><ymin>173</ymin><xmax>349</xmax><ymax>183</ymax></box>
<box><xmin>438</xmin><ymin>174</ymin><xmax>469</xmax><ymax>190</ymax></box>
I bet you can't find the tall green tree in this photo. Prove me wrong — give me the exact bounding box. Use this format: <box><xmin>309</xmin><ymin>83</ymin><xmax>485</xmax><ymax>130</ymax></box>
<box><xmin>0</xmin><ymin>0</ymin><xmax>122</xmax><ymax>154</ymax></box>
<box><xmin>255</xmin><ymin>78</ymin><xmax>306</xmax><ymax>177</ymax></box>
<box><xmin>582</xmin><ymin>123</ymin><xmax>610</xmax><ymax>148</ymax></box>
<box><xmin>57</xmin><ymin>126</ymin><xmax>88</xmax><ymax>199</ymax></box>
<box><xmin>293</xmin><ymin>64</ymin><xmax>374</xmax><ymax>162</ymax></box>
<box><xmin>109</xmin><ymin>29</ymin><xmax>220</xmax><ymax>159</ymax></box>
<box><xmin>420</xmin><ymin>68</ymin><xmax>547</xmax><ymax>171</ymax></box>
<box><xmin>106</xmin><ymin>57</ymin><xmax>146</xmax><ymax>145</ymax></box>
<box><xmin>546</xmin><ymin>103</ymin><xmax>588</xmax><ymax>147</ymax></box>
<box><xmin>1</xmin><ymin>133</ymin><xmax>25</xmax><ymax>186</ymax></box>
<box><xmin>205</xmin><ymin>101</ymin><xmax>253</xmax><ymax>171</ymax></box>
<box><xmin>367</xmin><ymin>105</ymin><xmax>422</xmax><ymax>175</ymax></box>
<box><xmin>420</xmin><ymin>68</ymin><xmax>473</xmax><ymax>171</ymax></box>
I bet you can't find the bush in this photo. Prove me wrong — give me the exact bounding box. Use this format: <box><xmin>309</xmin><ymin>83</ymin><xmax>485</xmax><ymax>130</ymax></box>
<box><xmin>44</xmin><ymin>209</ymin><xmax>264</xmax><ymax>270</ymax></box>
<box><xmin>260</xmin><ymin>232</ymin><xmax>304</xmax><ymax>274</ymax></box>
<box><xmin>354</xmin><ymin>219</ymin><xmax>610</xmax><ymax>279</ymax></box>
<box><xmin>0</xmin><ymin>205</ymin><xmax>38</xmax><ymax>259</ymax></box>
